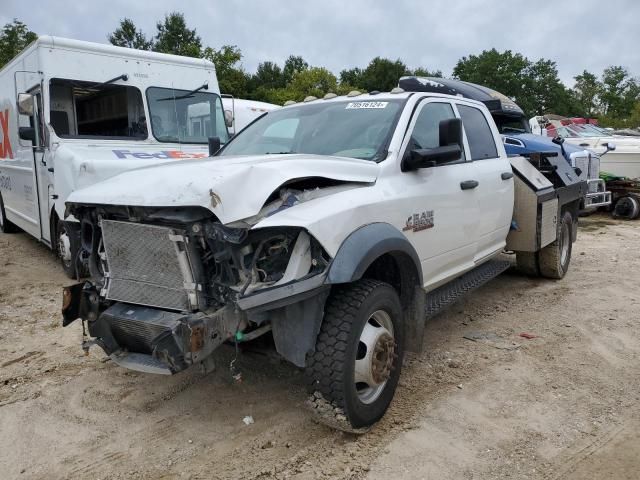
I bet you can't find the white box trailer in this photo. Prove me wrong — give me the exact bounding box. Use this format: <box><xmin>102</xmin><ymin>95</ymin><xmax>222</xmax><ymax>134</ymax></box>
<box><xmin>221</xmin><ymin>97</ymin><xmax>280</xmax><ymax>135</ymax></box>
<box><xmin>0</xmin><ymin>36</ymin><xmax>232</xmax><ymax>277</ymax></box>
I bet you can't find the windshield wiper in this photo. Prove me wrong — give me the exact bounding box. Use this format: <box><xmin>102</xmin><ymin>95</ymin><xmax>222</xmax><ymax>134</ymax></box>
<box><xmin>92</xmin><ymin>74</ymin><xmax>129</xmax><ymax>90</ymax></box>
<box><xmin>264</xmin><ymin>151</ymin><xmax>297</xmax><ymax>155</ymax></box>
<box><xmin>157</xmin><ymin>83</ymin><xmax>209</xmax><ymax>102</ymax></box>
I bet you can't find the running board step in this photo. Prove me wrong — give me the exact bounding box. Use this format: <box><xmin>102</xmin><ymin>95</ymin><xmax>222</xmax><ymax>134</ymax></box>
<box><xmin>425</xmin><ymin>260</ymin><xmax>511</xmax><ymax>318</ymax></box>
<box><xmin>109</xmin><ymin>352</ymin><xmax>173</xmax><ymax>375</ymax></box>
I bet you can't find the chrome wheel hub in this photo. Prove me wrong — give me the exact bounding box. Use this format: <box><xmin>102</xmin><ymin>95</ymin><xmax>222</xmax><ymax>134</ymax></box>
<box><xmin>354</xmin><ymin>310</ymin><xmax>396</xmax><ymax>404</ymax></box>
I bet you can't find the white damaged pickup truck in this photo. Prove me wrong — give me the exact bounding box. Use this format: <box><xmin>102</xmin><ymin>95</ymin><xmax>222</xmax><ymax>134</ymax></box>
<box><xmin>61</xmin><ymin>89</ymin><xmax>586</xmax><ymax>432</ymax></box>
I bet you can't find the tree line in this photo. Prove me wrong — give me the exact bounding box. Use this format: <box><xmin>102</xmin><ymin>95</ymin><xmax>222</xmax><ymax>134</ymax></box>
<box><xmin>1</xmin><ymin>15</ymin><xmax>639</xmax><ymax>128</ymax></box>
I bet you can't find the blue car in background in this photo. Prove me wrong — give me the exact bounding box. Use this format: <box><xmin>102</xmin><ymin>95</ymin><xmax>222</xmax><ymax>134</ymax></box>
<box><xmin>398</xmin><ymin>76</ymin><xmax>611</xmax><ymax>209</ymax></box>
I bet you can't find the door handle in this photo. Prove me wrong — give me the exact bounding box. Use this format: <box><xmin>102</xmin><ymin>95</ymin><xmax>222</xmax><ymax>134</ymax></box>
<box><xmin>460</xmin><ymin>180</ymin><xmax>479</xmax><ymax>190</ymax></box>
<box><xmin>579</xmin><ymin>143</ymin><xmax>589</xmax><ymax>147</ymax></box>
<box><xmin>501</xmin><ymin>171</ymin><xmax>513</xmax><ymax>180</ymax></box>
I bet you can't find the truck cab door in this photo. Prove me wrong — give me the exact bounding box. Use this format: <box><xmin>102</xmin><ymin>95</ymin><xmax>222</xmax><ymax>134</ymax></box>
<box><xmin>456</xmin><ymin>103</ymin><xmax>514</xmax><ymax>262</ymax></box>
<box><xmin>396</xmin><ymin>100</ymin><xmax>479</xmax><ymax>289</ymax></box>
<box><xmin>30</xmin><ymin>88</ymin><xmax>53</xmax><ymax>244</ymax></box>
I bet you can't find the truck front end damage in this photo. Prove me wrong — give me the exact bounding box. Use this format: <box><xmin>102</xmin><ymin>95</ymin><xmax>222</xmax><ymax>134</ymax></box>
<box><xmin>62</xmin><ymin>204</ymin><xmax>331</xmax><ymax>374</ymax></box>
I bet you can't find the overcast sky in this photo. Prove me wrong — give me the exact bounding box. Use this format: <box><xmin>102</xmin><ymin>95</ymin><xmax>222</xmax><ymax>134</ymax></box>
<box><xmin>2</xmin><ymin>0</ymin><xmax>639</xmax><ymax>86</ymax></box>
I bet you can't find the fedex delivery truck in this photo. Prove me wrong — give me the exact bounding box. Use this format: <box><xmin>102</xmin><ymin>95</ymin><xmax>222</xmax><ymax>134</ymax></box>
<box><xmin>0</xmin><ymin>36</ymin><xmax>234</xmax><ymax>277</ymax></box>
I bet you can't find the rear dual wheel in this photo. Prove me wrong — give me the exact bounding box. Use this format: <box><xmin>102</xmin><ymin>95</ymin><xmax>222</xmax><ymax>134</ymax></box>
<box><xmin>516</xmin><ymin>210</ymin><xmax>573</xmax><ymax>279</ymax></box>
<box><xmin>306</xmin><ymin>279</ymin><xmax>404</xmax><ymax>432</ymax></box>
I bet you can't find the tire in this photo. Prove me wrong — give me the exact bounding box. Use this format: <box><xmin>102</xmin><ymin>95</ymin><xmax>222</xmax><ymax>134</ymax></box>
<box><xmin>613</xmin><ymin>196</ymin><xmax>640</xmax><ymax>220</ymax></box>
<box><xmin>0</xmin><ymin>192</ymin><xmax>19</xmax><ymax>233</ymax></box>
<box><xmin>306</xmin><ymin>279</ymin><xmax>404</xmax><ymax>432</ymax></box>
<box><xmin>538</xmin><ymin>210</ymin><xmax>573</xmax><ymax>279</ymax></box>
<box><xmin>56</xmin><ymin>219</ymin><xmax>78</xmax><ymax>279</ymax></box>
<box><xmin>515</xmin><ymin>251</ymin><xmax>539</xmax><ymax>276</ymax></box>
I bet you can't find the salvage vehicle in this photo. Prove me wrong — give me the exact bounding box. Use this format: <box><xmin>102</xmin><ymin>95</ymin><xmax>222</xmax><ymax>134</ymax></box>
<box><xmin>531</xmin><ymin>115</ymin><xmax>640</xmax><ymax>180</ymax></box>
<box><xmin>398</xmin><ymin>77</ymin><xmax>611</xmax><ymax>210</ymax></box>
<box><xmin>62</xmin><ymin>88</ymin><xmax>586</xmax><ymax>432</ymax></box>
<box><xmin>0</xmin><ymin>36</ymin><xmax>230</xmax><ymax>278</ymax></box>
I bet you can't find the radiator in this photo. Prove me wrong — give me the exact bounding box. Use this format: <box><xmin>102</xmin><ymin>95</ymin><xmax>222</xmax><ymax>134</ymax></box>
<box><xmin>101</xmin><ymin>220</ymin><xmax>200</xmax><ymax>311</ymax></box>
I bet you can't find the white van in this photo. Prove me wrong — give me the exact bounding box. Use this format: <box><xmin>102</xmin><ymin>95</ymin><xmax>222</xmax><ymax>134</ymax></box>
<box><xmin>0</xmin><ymin>36</ymin><xmax>231</xmax><ymax>277</ymax></box>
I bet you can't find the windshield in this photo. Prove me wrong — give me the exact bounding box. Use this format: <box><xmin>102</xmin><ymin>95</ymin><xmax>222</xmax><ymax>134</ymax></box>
<box><xmin>147</xmin><ymin>87</ymin><xmax>229</xmax><ymax>144</ymax></box>
<box><xmin>492</xmin><ymin>114</ymin><xmax>530</xmax><ymax>134</ymax></box>
<box><xmin>220</xmin><ymin>99</ymin><xmax>405</xmax><ymax>161</ymax></box>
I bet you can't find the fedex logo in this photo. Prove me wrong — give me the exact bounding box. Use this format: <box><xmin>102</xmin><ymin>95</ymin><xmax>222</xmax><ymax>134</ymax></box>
<box><xmin>0</xmin><ymin>109</ymin><xmax>14</xmax><ymax>159</ymax></box>
<box><xmin>113</xmin><ymin>150</ymin><xmax>208</xmax><ymax>160</ymax></box>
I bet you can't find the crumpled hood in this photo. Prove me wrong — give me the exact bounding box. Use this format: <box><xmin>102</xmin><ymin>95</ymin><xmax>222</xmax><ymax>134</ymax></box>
<box><xmin>67</xmin><ymin>154</ymin><xmax>379</xmax><ymax>224</ymax></box>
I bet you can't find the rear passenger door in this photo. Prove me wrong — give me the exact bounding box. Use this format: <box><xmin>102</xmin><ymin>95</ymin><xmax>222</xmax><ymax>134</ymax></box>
<box><xmin>456</xmin><ymin>102</ymin><xmax>514</xmax><ymax>261</ymax></box>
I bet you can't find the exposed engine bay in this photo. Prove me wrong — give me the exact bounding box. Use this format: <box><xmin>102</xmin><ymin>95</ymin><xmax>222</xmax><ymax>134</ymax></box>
<box><xmin>63</xmin><ymin>200</ymin><xmax>332</xmax><ymax>374</ymax></box>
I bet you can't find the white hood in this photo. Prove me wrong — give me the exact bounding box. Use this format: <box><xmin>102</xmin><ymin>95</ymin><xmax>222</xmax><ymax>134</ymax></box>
<box><xmin>66</xmin><ymin>154</ymin><xmax>379</xmax><ymax>224</ymax></box>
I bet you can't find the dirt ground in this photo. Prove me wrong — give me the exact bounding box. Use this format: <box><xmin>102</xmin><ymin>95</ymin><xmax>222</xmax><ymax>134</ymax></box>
<box><xmin>0</xmin><ymin>214</ymin><xmax>639</xmax><ymax>480</ymax></box>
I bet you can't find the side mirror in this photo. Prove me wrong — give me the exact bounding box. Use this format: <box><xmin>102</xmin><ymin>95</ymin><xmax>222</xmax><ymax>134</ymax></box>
<box><xmin>224</xmin><ymin>109</ymin><xmax>233</xmax><ymax>128</ymax></box>
<box><xmin>208</xmin><ymin>136</ymin><xmax>221</xmax><ymax>156</ymax></box>
<box><xmin>603</xmin><ymin>142</ymin><xmax>616</xmax><ymax>152</ymax></box>
<box><xmin>19</xmin><ymin>126</ymin><xmax>36</xmax><ymax>142</ymax></box>
<box><xmin>17</xmin><ymin>93</ymin><xmax>35</xmax><ymax>116</ymax></box>
<box><xmin>439</xmin><ymin>117</ymin><xmax>463</xmax><ymax>149</ymax></box>
<box><xmin>402</xmin><ymin>117</ymin><xmax>463</xmax><ymax>172</ymax></box>
<box><xmin>551</xmin><ymin>136</ymin><xmax>565</xmax><ymax>146</ymax></box>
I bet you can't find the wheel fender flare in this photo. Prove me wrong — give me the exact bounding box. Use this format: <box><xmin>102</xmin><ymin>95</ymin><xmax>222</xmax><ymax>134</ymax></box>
<box><xmin>326</xmin><ymin>222</ymin><xmax>423</xmax><ymax>286</ymax></box>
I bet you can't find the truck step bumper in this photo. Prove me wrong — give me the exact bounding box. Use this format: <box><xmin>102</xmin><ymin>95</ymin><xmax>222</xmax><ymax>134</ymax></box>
<box><xmin>425</xmin><ymin>260</ymin><xmax>511</xmax><ymax>318</ymax></box>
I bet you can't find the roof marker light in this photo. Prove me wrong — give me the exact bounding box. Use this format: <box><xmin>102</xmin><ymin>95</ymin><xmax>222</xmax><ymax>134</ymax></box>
<box><xmin>347</xmin><ymin>90</ymin><xmax>362</xmax><ymax>97</ymax></box>
<box><xmin>303</xmin><ymin>96</ymin><xmax>318</xmax><ymax>102</ymax></box>
<box><xmin>283</xmin><ymin>100</ymin><xmax>296</xmax><ymax>106</ymax></box>
<box><xmin>323</xmin><ymin>92</ymin><xmax>337</xmax><ymax>100</ymax></box>
<box><xmin>369</xmin><ymin>90</ymin><xmax>380</xmax><ymax>95</ymax></box>
<box><xmin>390</xmin><ymin>87</ymin><xmax>405</xmax><ymax>94</ymax></box>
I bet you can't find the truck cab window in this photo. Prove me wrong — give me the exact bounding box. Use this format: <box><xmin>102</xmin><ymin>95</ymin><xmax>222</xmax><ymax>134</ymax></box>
<box><xmin>410</xmin><ymin>102</ymin><xmax>457</xmax><ymax>151</ymax></box>
<box><xmin>146</xmin><ymin>87</ymin><xmax>229</xmax><ymax>145</ymax></box>
<box><xmin>458</xmin><ymin>105</ymin><xmax>498</xmax><ymax>160</ymax></box>
<box><xmin>49</xmin><ymin>78</ymin><xmax>146</xmax><ymax>139</ymax></box>
<box><xmin>407</xmin><ymin>102</ymin><xmax>465</xmax><ymax>163</ymax></box>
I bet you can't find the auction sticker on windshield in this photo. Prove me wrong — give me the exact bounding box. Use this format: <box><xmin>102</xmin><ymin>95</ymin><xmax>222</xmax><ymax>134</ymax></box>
<box><xmin>346</xmin><ymin>101</ymin><xmax>388</xmax><ymax>109</ymax></box>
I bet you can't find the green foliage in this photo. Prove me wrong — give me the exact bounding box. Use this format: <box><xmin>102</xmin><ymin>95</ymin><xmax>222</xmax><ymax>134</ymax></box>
<box><xmin>600</xmin><ymin>66</ymin><xmax>639</xmax><ymax>119</ymax></box>
<box><xmin>453</xmin><ymin>49</ymin><xmax>574</xmax><ymax>116</ymax></box>
<box><xmin>283</xmin><ymin>55</ymin><xmax>309</xmax><ymax>84</ymax></box>
<box><xmin>202</xmin><ymin>45</ymin><xmax>249</xmax><ymax>97</ymax></box>
<box><xmin>251</xmin><ymin>61</ymin><xmax>286</xmax><ymax>90</ymax></box>
<box><xmin>153</xmin><ymin>12</ymin><xmax>202</xmax><ymax>58</ymax></box>
<box><xmin>412</xmin><ymin>67</ymin><xmax>443</xmax><ymax>78</ymax></box>
<box><xmin>573</xmin><ymin>70</ymin><xmax>601</xmax><ymax>117</ymax></box>
<box><xmin>0</xmin><ymin>19</ymin><xmax>37</xmax><ymax>68</ymax></box>
<box><xmin>108</xmin><ymin>18</ymin><xmax>152</xmax><ymax>50</ymax></box>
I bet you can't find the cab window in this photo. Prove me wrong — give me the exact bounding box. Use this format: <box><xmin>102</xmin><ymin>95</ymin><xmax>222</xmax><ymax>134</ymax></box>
<box><xmin>407</xmin><ymin>102</ymin><xmax>464</xmax><ymax>163</ymax></box>
<box><xmin>458</xmin><ymin>105</ymin><xmax>498</xmax><ymax>160</ymax></box>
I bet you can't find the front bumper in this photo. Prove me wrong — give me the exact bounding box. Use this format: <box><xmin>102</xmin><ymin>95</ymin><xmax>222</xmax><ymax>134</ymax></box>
<box><xmin>62</xmin><ymin>273</ymin><xmax>328</xmax><ymax>374</ymax></box>
<box><xmin>583</xmin><ymin>179</ymin><xmax>611</xmax><ymax>209</ymax></box>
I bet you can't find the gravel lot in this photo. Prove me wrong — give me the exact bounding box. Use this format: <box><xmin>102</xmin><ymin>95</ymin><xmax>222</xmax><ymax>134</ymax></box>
<box><xmin>1</xmin><ymin>214</ymin><xmax>638</xmax><ymax>479</ymax></box>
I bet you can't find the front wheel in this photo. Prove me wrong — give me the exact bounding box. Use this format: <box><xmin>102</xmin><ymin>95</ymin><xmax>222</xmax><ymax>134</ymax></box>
<box><xmin>306</xmin><ymin>279</ymin><xmax>404</xmax><ymax>432</ymax></box>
